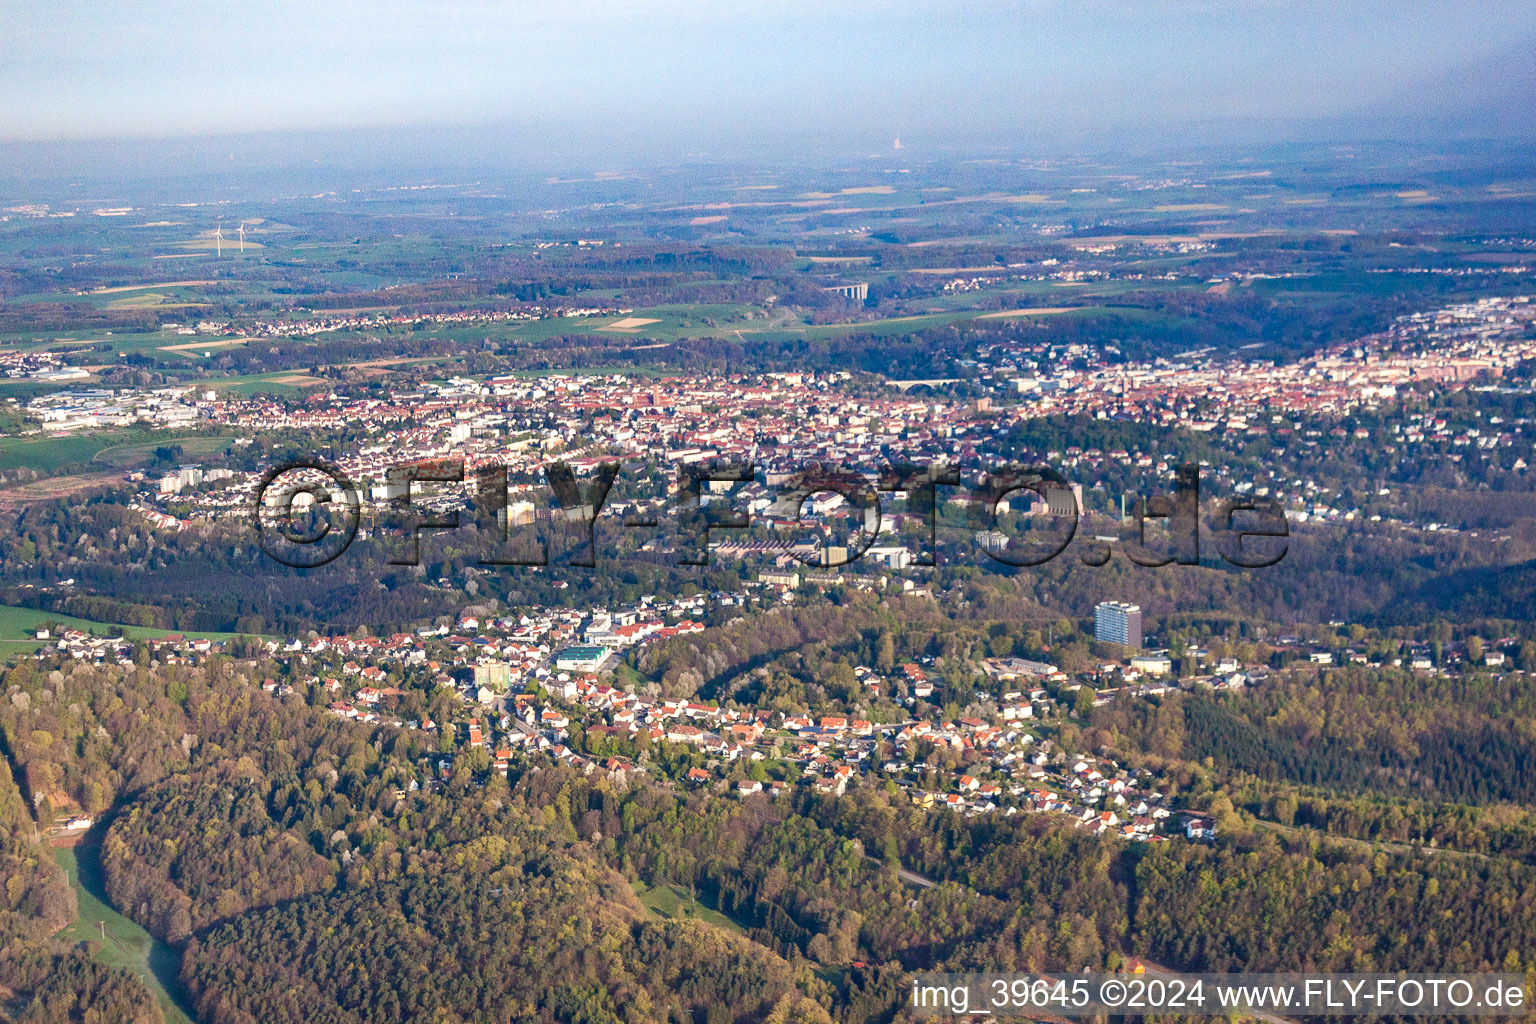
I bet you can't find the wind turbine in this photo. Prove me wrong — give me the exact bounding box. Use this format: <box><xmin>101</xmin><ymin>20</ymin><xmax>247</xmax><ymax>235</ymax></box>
<box><xmin>214</xmin><ymin>222</ymin><xmax>223</xmax><ymax>257</ymax></box>
<box><xmin>237</xmin><ymin>221</ymin><xmax>246</xmax><ymax>253</ymax></box>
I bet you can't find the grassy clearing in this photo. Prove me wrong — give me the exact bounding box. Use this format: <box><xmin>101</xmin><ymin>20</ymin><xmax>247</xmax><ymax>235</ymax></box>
<box><xmin>105</xmin><ymin>294</ymin><xmax>207</xmax><ymax>311</ymax></box>
<box><xmin>442</xmin><ymin>304</ymin><xmax>772</xmax><ymax>345</ymax></box>
<box><xmin>0</xmin><ymin>428</ymin><xmax>228</xmax><ymax>474</ymax></box>
<box><xmin>198</xmin><ymin>371</ymin><xmax>327</xmax><ymax>397</ymax></box>
<box><xmin>741</xmin><ymin>303</ymin><xmax>1176</xmax><ymax>342</ymax></box>
<box><xmin>52</xmin><ymin>846</ymin><xmax>194</xmax><ymax>1024</ymax></box>
<box><xmin>507</xmin><ymin>365</ymin><xmax>666</xmax><ymax>379</ymax></box>
<box><xmin>0</xmin><ymin>380</ymin><xmax>69</xmax><ymax>400</ymax></box>
<box><xmin>89</xmin><ymin>281</ymin><xmax>217</xmax><ymax>295</ymax></box>
<box><xmin>630</xmin><ymin>881</ymin><xmax>748</xmax><ymax>936</ymax></box>
<box><xmin>92</xmin><ymin>434</ymin><xmax>233</xmax><ymax>469</ymax></box>
<box><xmin>0</xmin><ymin>605</ymin><xmax>252</xmax><ymax>651</ymax></box>
<box><xmin>0</xmin><ymin>329</ymin><xmax>248</xmax><ymax>362</ymax></box>
<box><xmin>0</xmin><ymin>471</ymin><xmax>127</xmax><ymax>509</ymax></box>
<box><xmin>0</xmin><ymin>434</ymin><xmax>119</xmax><ymax>474</ymax></box>
<box><xmin>743</xmin><ymin>311</ymin><xmax>968</xmax><ymax>343</ymax></box>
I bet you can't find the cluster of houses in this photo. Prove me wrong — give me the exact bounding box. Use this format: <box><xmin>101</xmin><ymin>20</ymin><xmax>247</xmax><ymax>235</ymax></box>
<box><xmin>285</xmin><ymin>611</ymin><xmax>1528</xmax><ymax>845</ymax></box>
<box><xmin>40</xmin><ymin>293</ymin><xmax>1517</xmax><ymax>573</ymax></box>
<box><xmin>532</xmin><ymin>656</ymin><xmax>1209</xmax><ymax>841</ymax></box>
<box><xmin>28</xmin><ymin>565</ymin><xmax>1533</xmax><ymax>848</ymax></box>
<box><xmin>272</xmin><ymin>598</ymin><xmax>715</xmax><ymax>712</ymax></box>
<box><xmin>234</xmin><ymin>603</ymin><xmax>1190</xmax><ymax>840</ymax></box>
<box><xmin>35</xmin><ymin>628</ymin><xmax>222</xmax><ymax>662</ymax></box>
<box><xmin>25</xmin><ymin>615</ymin><xmax>1230</xmax><ymax>845</ymax></box>
<box><xmin>298</xmin><ymin>611</ymin><xmax>1205</xmax><ymax>838</ymax></box>
<box><xmin>911</xmin><ymin>751</ymin><xmax>1177</xmax><ymax>841</ymax></box>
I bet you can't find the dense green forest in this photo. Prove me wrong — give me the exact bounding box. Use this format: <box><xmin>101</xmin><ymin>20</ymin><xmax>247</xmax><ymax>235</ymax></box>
<box><xmin>0</xmin><ymin>759</ymin><xmax>72</xmax><ymax>951</ymax></box>
<box><xmin>3</xmin><ymin>652</ymin><xmax>1534</xmax><ymax>1022</ymax></box>
<box><xmin>1096</xmin><ymin>670</ymin><xmax>1536</xmax><ymax>805</ymax></box>
<box><xmin>0</xmin><ymin>722</ymin><xmax>153</xmax><ymax>1022</ymax></box>
<box><xmin>0</xmin><ymin>950</ymin><xmax>164</xmax><ymax>1024</ymax></box>
<box><xmin>184</xmin><ymin>865</ymin><xmax>822</xmax><ymax>1024</ymax></box>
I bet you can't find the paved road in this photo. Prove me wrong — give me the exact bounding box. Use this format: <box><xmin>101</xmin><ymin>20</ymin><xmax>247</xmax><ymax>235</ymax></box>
<box><xmin>865</xmin><ymin>853</ymin><xmax>936</xmax><ymax>888</ymax></box>
<box><xmin>894</xmin><ymin>864</ymin><xmax>936</xmax><ymax>888</ymax></box>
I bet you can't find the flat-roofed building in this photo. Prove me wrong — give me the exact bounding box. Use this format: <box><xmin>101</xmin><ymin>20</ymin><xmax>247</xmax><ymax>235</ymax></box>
<box><xmin>1095</xmin><ymin>601</ymin><xmax>1142</xmax><ymax>649</ymax></box>
<box><xmin>554</xmin><ymin>645</ymin><xmax>609</xmax><ymax>674</ymax></box>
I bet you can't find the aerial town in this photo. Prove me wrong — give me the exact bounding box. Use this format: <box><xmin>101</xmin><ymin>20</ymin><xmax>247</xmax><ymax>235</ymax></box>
<box><xmin>4</xmin><ymin>66</ymin><xmax>1536</xmax><ymax>1016</ymax></box>
<box><xmin>17</xmin><ymin>295</ymin><xmax>1534</xmax><ymax>556</ymax></box>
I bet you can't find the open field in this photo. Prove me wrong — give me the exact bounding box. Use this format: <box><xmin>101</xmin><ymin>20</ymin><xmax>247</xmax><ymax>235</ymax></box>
<box><xmin>0</xmin><ymin>605</ymin><xmax>255</xmax><ymax>649</ymax></box>
<box><xmin>977</xmin><ymin>307</ymin><xmax>1078</xmax><ymax>318</ymax></box>
<box><xmin>907</xmin><ymin>265</ymin><xmax>1013</xmax><ymax>274</ymax></box>
<box><xmin>199</xmin><ymin>371</ymin><xmax>328</xmax><ymax>396</ymax></box>
<box><xmin>630</xmin><ymin>881</ymin><xmax>748</xmax><ymax>936</ymax></box>
<box><xmin>53</xmin><ymin>845</ymin><xmax>194</xmax><ymax>1024</ymax></box>
<box><xmin>0</xmin><ymin>471</ymin><xmax>127</xmax><ymax>509</ymax></box>
<box><xmin>105</xmin><ymin>293</ymin><xmax>204</xmax><ymax>310</ymax></box>
<box><xmin>88</xmin><ymin>280</ymin><xmax>217</xmax><ymax>295</ymax></box>
<box><xmin>342</xmin><ymin>357</ymin><xmax>427</xmax><ymax>376</ymax></box>
<box><xmin>425</xmin><ymin>297</ymin><xmax>1147</xmax><ymax>348</ymax></box>
<box><xmin>0</xmin><ymin>434</ymin><xmax>127</xmax><ymax>474</ymax></box>
<box><xmin>596</xmin><ymin>317</ymin><xmax>663</xmax><ymax>332</ymax></box>
<box><xmin>158</xmin><ymin>338</ymin><xmax>247</xmax><ymax>353</ymax></box>
<box><xmin>0</xmin><ymin>380</ymin><xmax>69</xmax><ymax>401</ymax></box>
<box><xmin>740</xmin><ymin>303</ymin><xmax>1161</xmax><ymax>342</ymax></box>
<box><xmin>220</xmin><ymin>379</ymin><xmax>311</xmax><ymax>396</ymax></box>
<box><xmin>801</xmin><ymin>185</ymin><xmax>895</xmax><ymax>198</ymax></box>
<box><xmin>175</xmin><ymin>232</ymin><xmax>265</xmax><ymax>251</ymax></box>
<box><xmin>10</xmin><ymin>281</ymin><xmax>226</xmax><ymax>311</ymax></box>
<box><xmin>471</xmin><ymin>303</ymin><xmax>766</xmax><ymax>344</ymax></box>
<box><xmin>92</xmin><ymin>433</ymin><xmax>233</xmax><ymax>469</ymax></box>
<box><xmin>0</xmin><ymin>429</ymin><xmax>230</xmax><ymax>475</ymax></box>
<box><xmin>0</xmin><ymin>328</ymin><xmax>252</xmax><ymax>361</ymax></box>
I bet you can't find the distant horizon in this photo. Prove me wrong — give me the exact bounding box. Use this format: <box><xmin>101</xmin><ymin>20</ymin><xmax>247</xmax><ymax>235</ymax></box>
<box><xmin>4</xmin><ymin>1</ymin><xmax>1534</xmax><ymax>182</ymax></box>
<box><xmin>4</xmin><ymin>121</ymin><xmax>1535</xmax><ymax>193</ymax></box>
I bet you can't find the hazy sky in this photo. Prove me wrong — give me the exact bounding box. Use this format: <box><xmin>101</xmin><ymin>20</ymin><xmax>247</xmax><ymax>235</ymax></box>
<box><xmin>2</xmin><ymin>0</ymin><xmax>1534</xmax><ymax>157</ymax></box>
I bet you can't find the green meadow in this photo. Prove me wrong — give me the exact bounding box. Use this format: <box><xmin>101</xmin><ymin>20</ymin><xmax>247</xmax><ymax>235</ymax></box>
<box><xmin>0</xmin><ymin>428</ymin><xmax>229</xmax><ymax>474</ymax></box>
<box><xmin>630</xmin><ymin>881</ymin><xmax>749</xmax><ymax>936</ymax></box>
<box><xmin>0</xmin><ymin>604</ymin><xmax>254</xmax><ymax>654</ymax></box>
<box><xmin>53</xmin><ymin>845</ymin><xmax>195</xmax><ymax>1024</ymax></box>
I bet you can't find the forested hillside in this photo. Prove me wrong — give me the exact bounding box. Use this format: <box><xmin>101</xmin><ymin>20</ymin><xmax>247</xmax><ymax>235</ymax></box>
<box><xmin>6</xmin><ymin>651</ymin><xmax>1534</xmax><ymax>1022</ymax></box>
